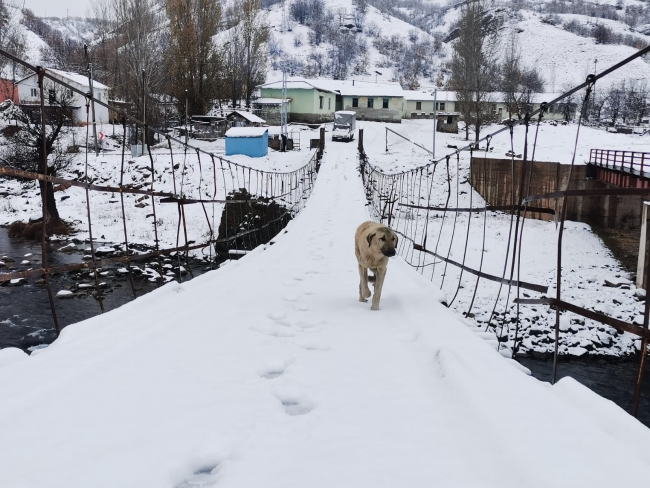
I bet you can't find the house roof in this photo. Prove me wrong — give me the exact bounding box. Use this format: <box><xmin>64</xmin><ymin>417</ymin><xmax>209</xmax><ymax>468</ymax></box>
<box><xmin>17</xmin><ymin>69</ymin><xmax>110</xmax><ymax>91</ymax></box>
<box><xmin>258</xmin><ymin>78</ymin><xmax>338</xmax><ymax>94</ymax></box>
<box><xmin>330</xmin><ymin>80</ymin><xmax>405</xmax><ymax>98</ymax></box>
<box><xmin>225</xmin><ymin>127</ymin><xmax>268</xmax><ymax>138</ymax></box>
<box><xmin>227</xmin><ymin>110</ymin><xmax>266</xmax><ymax>123</ymax></box>
<box><xmin>259</xmin><ymin>77</ymin><xmax>405</xmax><ymax>98</ymax></box>
<box><xmin>403</xmin><ymin>90</ymin><xmax>457</xmax><ymax>101</ymax></box>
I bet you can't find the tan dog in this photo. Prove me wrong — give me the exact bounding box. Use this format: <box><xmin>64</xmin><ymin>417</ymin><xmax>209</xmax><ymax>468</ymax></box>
<box><xmin>354</xmin><ymin>221</ymin><xmax>398</xmax><ymax>310</ymax></box>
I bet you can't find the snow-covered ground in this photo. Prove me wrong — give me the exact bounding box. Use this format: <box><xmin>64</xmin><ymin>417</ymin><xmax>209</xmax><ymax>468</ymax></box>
<box><xmin>0</xmin><ymin>124</ymin><xmax>320</xmax><ymax>247</ymax></box>
<box><xmin>1</xmin><ymin>142</ymin><xmax>649</xmax><ymax>487</ymax></box>
<box><xmin>360</xmin><ymin>119</ymin><xmax>650</xmax><ymax>357</ymax></box>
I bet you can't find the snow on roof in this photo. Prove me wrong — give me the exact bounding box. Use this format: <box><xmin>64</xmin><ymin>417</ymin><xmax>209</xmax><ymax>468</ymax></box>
<box><xmin>261</xmin><ymin>77</ymin><xmax>406</xmax><ymax>97</ymax></box>
<box><xmin>402</xmin><ymin>90</ymin><xmax>458</xmax><ymax>102</ymax></box>
<box><xmin>17</xmin><ymin>69</ymin><xmax>110</xmax><ymax>91</ymax></box>
<box><xmin>228</xmin><ymin>110</ymin><xmax>266</xmax><ymax>123</ymax></box>
<box><xmin>334</xmin><ymin>81</ymin><xmax>405</xmax><ymax>98</ymax></box>
<box><xmin>258</xmin><ymin>78</ymin><xmax>337</xmax><ymax>94</ymax></box>
<box><xmin>254</xmin><ymin>98</ymin><xmax>290</xmax><ymax>105</ymax></box>
<box><xmin>225</xmin><ymin>127</ymin><xmax>268</xmax><ymax>138</ymax></box>
<box><xmin>47</xmin><ymin>69</ymin><xmax>110</xmax><ymax>90</ymax></box>
<box><xmin>336</xmin><ymin>111</ymin><xmax>357</xmax><ymax>115</ymax></box>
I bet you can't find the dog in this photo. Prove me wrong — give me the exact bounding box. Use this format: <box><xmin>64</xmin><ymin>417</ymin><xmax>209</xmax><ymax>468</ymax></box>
<box><xmin>354</xmin><ymin>221</ymin><xmax>398</xmax><ymax>310</ymax></box>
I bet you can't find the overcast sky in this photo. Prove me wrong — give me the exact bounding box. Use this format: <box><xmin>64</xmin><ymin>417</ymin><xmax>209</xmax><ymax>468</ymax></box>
<box><xmin>22</xmin><ymin>0</ymin><xmax>92</xmax><ymax>18</ymax></box>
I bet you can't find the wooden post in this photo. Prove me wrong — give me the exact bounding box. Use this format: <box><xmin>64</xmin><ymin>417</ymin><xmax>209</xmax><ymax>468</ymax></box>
<box><xmin>358</xmin><ymin>128</ymin><xmax>364</xmax><ymax>156</ymax></box>
<box><xmin>633</xmin><ymin>202</ymin><xmax>650</xmax><ymax>416</ymax></box>
<box><xmin>637</xmin><ymin>202</ymin><xmax>650</xmax><ymax>289</ymax></box>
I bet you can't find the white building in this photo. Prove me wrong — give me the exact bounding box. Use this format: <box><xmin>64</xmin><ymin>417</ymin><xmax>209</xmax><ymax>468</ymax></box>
<box><xmin>16</xmin><ymin>69</ymin><xmax>110</xmax><ymax>124</ymax></box>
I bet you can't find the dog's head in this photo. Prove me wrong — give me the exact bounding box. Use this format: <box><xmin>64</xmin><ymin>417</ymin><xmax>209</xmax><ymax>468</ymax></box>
<box><xmin>366</xmin><ymin>227</ymin><xmax>398</xmax><ymax>257</ymax></box>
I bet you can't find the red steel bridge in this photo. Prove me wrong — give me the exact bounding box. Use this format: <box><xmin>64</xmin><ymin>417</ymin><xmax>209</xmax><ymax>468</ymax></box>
<box><xmin>589</xmin><ymin>149</ymin><xmax>650</xmax><ymax>188</ymax></box>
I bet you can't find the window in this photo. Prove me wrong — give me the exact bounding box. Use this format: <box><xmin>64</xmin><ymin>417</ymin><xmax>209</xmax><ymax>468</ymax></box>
<box><xmin>416</xmin><ymin>101</ymin><xmax>422</xmax><ymax>111</ymax></box>
<box><xmin>436</xmin><ymin>102</ymin><xmax>445</xmax><ymax>111</ymax></box>
<box><xmin>328</xmin><ymin>97</ymin><xmax>331</xmax><ymax>110</ymax></box>
<box><xmin>30</xmin><ymin>88</ymin><xmax>38</xmax><ymax>97</ymax></box>
<box><xmin>319</xmin><ymin>96</ymin><xmax>324</xmax><ymax>109</ymax></box>
<box><xmin>367</xmin><ymin>98</ymin><xmax>374</xmax><ymax>109</ymax></box>
<box><xmin>383</xmin><ymin>98</ymin><xmax>389</xmax><ymax>109</ymax></box>
<box><xmin>352</xmin><ymin>97</ymin><xmax>358</xmax><ymax>107</ymax></box>
<box><xmin>48</xmin><ymin>89</ymin><xmax>56</xmax><ymax>104</ymax></box>
<box><xmin>447</xmin><ymin>115</ymin><xmax>453</xmax><ymax>124</ymax></box>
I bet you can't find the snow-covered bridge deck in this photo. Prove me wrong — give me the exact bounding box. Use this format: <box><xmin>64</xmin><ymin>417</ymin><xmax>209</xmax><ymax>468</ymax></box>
<box><xmin>1</xmin><ymin>147</ymin><xmax>650</xmax><ymax>487</ymax></box>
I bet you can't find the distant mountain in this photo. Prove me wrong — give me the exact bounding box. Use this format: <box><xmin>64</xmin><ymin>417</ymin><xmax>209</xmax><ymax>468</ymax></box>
<box><xmin>264</xmin><ymin>0</ymin><xmax>650</xmax><ymax>91</ymax></box>
<box><xmin>4</xmin><ymin>0</ymin><xmax>650</xmax><ymax>94</ymax></box>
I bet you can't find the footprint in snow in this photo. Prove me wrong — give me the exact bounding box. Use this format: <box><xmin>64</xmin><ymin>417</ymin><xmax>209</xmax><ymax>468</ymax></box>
<box><xmin>295</xmin><ymin>319</ymin><xmax>322</xmax><ymax>330</ymax></box>
<box><xmin>295</xmin><ymin>340</ymin><xmax>330</xmax><ymax>351</ymax></box>
<box><xmin>283</xmin><ymin>294</ymin><xmax>299</xmax><ymax>302</ymax></box>
<box><xmin>176</xmin><ymin>463</ymin><xmax>220</xmax><ymax>488</ymax></box>
<box><xmin>294</xmin><ymin>303</ymin><xmax>312</xmax><ymax>312</ymax></box>
<box><xmin>250</xmin><ymin>324</ymin><xmax>295</xmax><ymax>338</ymax></box>
<box><xmin>268</xmin><ymin>310</ymin><xmax>287</xmax><ymax>321</ymax></box>
<box><xmin>275</xmin><ymin>390</ymin><xmax>313</xmax><ymax>416</ymax></box>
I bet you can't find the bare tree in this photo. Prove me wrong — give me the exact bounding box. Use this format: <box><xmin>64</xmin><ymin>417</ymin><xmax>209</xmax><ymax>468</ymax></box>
<box><xmin>624</xmin><ymin>80</ymin><xmax>648</xmax><ymax>125</ymax></box>
<box><xmin>165</xmin><ymin>0</ymin><xmax>222</xmax><ymax>115</ymax></box>
<box><xmin>218</xmin><ymin>0</ymin><xmax>268</xmax><ymax>107</ymax></box>
<box><xmin>448</xmin><ymin>0</ymin><xmax>500</xmax><ymax>141</ymax></box>
<box><xmin>604</xmin><ymin>81</ymin><xmax>626</xmax><ymax>125</ymax></box>
<box><xmin>558</xmin><ymin>84</ymin><xmax>578</xmax><ymax>122</ymax></box>
<box><xmin>0</xmin><ymin>83</ymin><xmax>76</xmax><ymax>228</ymax></box>
<box><xmin>112</xmin><ymin>0</ymin><xmax>166</xmax><ymax>123</ymax></box>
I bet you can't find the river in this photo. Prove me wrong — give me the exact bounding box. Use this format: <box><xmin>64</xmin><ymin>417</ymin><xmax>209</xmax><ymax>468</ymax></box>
<box><xmin>0</xmin><ymin>227</ymin><xmax>207</xmax><ymax>350</ymax></box>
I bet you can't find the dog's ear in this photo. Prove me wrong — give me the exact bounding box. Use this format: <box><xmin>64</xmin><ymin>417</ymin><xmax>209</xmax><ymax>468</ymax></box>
<box><xmin>367</xmin><ymin>233</ymin><xmax>375</xmax><ymax>247</ymax></box>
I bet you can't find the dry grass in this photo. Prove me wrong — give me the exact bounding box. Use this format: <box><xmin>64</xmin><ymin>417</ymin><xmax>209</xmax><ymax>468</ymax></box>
<box><xmin>8</xmin><ymin>219</ymin><xmax>73</xmax><ymax>240</ymax></box>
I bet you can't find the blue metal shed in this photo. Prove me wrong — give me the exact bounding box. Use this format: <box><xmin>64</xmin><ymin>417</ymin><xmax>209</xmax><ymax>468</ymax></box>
<box><xmin>225</xmin><ymin>127</ymin><xmax>269</xmax><ymax>157</ymax></box>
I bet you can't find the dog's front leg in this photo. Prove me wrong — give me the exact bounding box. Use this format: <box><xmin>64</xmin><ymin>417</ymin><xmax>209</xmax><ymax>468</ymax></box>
<box><xmin>371</xmin><ymin>267</ymin><xmax>387</xmax><ymax>310</ymax></box>
<box><xmin>358</xmin><ymin>264</ymin><xmax>371</xmax><ymax>302</ymax></box>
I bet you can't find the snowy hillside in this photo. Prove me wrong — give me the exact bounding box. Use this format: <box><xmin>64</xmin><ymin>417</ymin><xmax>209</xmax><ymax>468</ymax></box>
<box><xmin>265</xmin><ymin>0</ymin><xmax>650</xmax><ymax>91</ymax></box>
<box><xmin>40</xmin><ymin>16</ymin><xmax>98</xmax><ymax>44</ymax></box>
<box><xmin>265</xmin><ymin>0</ymin><xmax>443</xmax><ymax>87</ymax></box>
<box><xmin>0</xmin><ymin>6</ymin><xmax>48</xmax><ymax>73</ymax></box>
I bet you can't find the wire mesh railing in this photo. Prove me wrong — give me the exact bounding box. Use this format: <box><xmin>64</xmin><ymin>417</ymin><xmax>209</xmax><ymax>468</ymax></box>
<box><xmin>0</xmin><ymin>48</ymin><xmax>321</xmax><ymax>340</ymax></box>
<box><xmin>359</xmin><ymin>44</ymin><xmax>650</xmax><ymax>418</ymax></box>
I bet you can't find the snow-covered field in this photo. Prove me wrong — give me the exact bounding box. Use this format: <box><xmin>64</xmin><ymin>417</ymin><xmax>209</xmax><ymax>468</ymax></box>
<box><xmin>1</xmin><ymin>144</ymin><xmax>649</xmax><ymax>487</ymax></box>
<box><xmin>0</xmin><ymin>124</ymin><xmax>320</xmax><ymax>248</ymax></box>
<box><xmin>360</xmin><ymin>119</ymin><xmax>650</xmax><ymax>357</ymax></box>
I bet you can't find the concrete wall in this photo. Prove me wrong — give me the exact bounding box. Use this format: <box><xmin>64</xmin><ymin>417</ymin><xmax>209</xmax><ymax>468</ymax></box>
<box><xmin>405</xmin><ymin>100</ymin><xmax>455</xmax><ymax>117</ymax></box>
<box><xmin>470</xmin><ymin>157</ymin><xmax>643</xmax><ymax>229</ymax></box>
<box><xmin>342</xmin><ymin>95</ymin><xmax>403</xmax><ymax>122</ymax></box>
<box><xmin>260</xmin><ymin>87</ymin><xmax>335</xmax><ymax>123</ymax></box>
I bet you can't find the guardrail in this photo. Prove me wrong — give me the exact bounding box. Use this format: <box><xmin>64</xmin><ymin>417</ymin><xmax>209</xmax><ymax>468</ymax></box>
<box><xmin>589</xmin><ymin>149</ymin><xmax>650</xmax><ymax>177</ymax></box>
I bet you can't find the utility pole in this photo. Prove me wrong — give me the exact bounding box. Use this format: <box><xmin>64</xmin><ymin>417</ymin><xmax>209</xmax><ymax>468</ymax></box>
<box><xmin>281</xmin><ymin>69</ymin><xmax>288</xmax><ymax>151</ymax></box>
<box><xmin>84</xmin><ymin>45</ymin><xmax>99</xmax><ymax>156</ymax></box>
<box><xmin>142</xmin><ymin>70</ymin><xmax>147</xmax><ymax>151</ymax></box>
<box><xmin>432</xmin><ymin>89</ymin><xmax>437</xmax><ymax>158</ymax></box>
<box><xmin>185</xmin><ymin>89</ymin><xmax>189</xmax><ymax>146</ymax></box>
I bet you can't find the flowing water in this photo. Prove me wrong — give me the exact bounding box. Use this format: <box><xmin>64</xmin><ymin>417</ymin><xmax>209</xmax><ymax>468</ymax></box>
<box><xmin>0</xmin><ymin>227</ymin><xmax>207</xmax><ymax>350</ymax></box>
<box><xmin>519</xmin><ymin>357</ymin><xmax>650</xmax><ymax>427</ymax></box>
